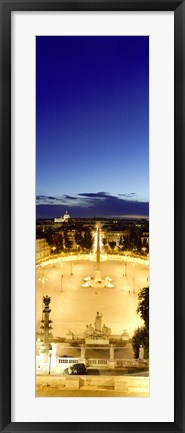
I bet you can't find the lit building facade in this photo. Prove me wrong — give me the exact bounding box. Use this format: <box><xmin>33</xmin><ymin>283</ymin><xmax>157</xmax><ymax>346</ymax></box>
<box><xmin>36</xmin><ymin>238</ymin><xmax>51</xmax><ymax>261</ymax></box>
<box><xmin>54</xmin><ymin>210</ymin><xmax>70</xmax><ymax>223</ymax></box>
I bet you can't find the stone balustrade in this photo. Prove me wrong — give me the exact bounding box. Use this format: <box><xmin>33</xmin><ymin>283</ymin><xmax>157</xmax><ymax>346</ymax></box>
<box><xmin>37</xmin><ymin>354</ymin><xmax>147</xmax><ymax>373</ymax></box>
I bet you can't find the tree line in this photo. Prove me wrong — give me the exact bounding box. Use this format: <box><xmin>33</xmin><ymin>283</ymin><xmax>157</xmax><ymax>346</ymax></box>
<box><xmin>132</xmin><ymin>286</ymin><xmax>149</xmax><ymax>359</ymax></box>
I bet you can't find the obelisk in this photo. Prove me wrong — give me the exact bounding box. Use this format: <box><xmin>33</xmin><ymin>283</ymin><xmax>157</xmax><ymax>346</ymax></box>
<box><xmin>83</xmin><ymin>223</ymin><xmax>113</xmax><ymax>288</ymax></box>
<box><xmin>94</xmin><ymin>223</ymin><xmax>102</xmax><ymax>283</ymax></box>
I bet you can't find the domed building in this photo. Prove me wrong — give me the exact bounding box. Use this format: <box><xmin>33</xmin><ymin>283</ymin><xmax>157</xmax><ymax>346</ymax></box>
<box><xmin>54</xmin><ymin>210</ymin><xmax>70</xmax><ymax>223</ymax></box>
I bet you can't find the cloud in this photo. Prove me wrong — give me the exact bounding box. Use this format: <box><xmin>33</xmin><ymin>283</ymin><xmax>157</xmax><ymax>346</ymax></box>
<box><xmin>36</xmin><ymin>191</ymin><xmax>149</xmax><ymax>218</ymax></box>
<box><xmin>36</xmin><ymin>195</ymin><xmax>67</xmax><ymax>205</ymax></box>
<box><xmin>64</xmin><ymin>195</ymin><xmax>78</xmax><ymax>200</ymax></box>
<box><xmin>47</xmin><ymin>196</ymin><xmax>62</xmax><ymax>201</ymax></box>
<box><xmin>36</xmin><ymin>194</ymin><xmax>92</xmax><ymax>207</ymax></box>
<box><xmin>77</xmin><ymin>192</ymin><xmax>110</xmax><ymax>198</ymax></box>
<box><xmin>118</xmin><ymin>193</ymin><xmax>136</xmax><ymax>198</ymax></box>
<box><xmin>36</xmin><ymin>195</ymin><xmax>48</xmax><ymax>200</ymax></box>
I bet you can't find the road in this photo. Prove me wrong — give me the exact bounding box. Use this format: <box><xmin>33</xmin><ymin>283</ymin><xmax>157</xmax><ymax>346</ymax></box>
<box><xmin>86</xmin><ymin>369</ymin><xmax>149</xmax><ymax>376</ymax></box>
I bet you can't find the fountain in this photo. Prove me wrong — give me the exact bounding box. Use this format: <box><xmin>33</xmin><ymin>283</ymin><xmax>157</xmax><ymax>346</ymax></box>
<box><xmin>84</xmin><ymin>311</ymin><xmax>111</xmax><ymax>345</ymax></box>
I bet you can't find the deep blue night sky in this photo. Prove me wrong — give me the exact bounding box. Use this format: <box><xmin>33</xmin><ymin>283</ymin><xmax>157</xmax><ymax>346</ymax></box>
<box><xmin>36</xmin><ymin>36</ymin><xmax>149</xmax><ymax>218</ymax></box>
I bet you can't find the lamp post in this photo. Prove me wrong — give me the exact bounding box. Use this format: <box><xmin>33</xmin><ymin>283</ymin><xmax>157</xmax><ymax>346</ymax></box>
<box><xmin>122</xmin><ymin>260</ymin><xmax>124</xmax><ymax>277</ymax></box>
<box><xmin>77</xmin><ymin>246</ymin><xmax>80</xmax><ymax>264</ymax></box>
<box><xmin>70</xmin><ymin>253</ymin><xmax>73</xmax><ymax>276</ymax></box>
<box><xmin>122</xmin><ymin>260</ymin><xmax>127</xmax><ymax>277</ymax></box>
<box><xmin>142</xmin><ymin>246</ymin><xmax>147</xmax><ymax>256</ymax></box>
<box><xmin>145</xmin><ymin>260</ymin><xmax>149</xmax><ymax>284</ymax></box>
<box><xmin>39</xmin><ymin>273</ymin><xmax>48</xmax><ymax>319</ymax></box>
<box><xmin>60</xmin><ymin>256</ymin><xmax>63</xmax><ymax>293</ymax></box>
<box><xmin>132</xmin><ymin>262</ymin><xmax>136</xmax><ymax>295</ymax></box>
<box><xmin>39</xmin><ymin>295</ymin><xmax>52</xmax><ymax>371</ymax></box>
<box><xmin>48</xmin><ymin>348</ymin><xmax>52</xmax><ymax>375</ymax></box>
<box><xmin>51</xmin><ymin>246</ymin><xmax>56</xmax><ymax>267</ymax></box>
<box><xmin>125</xmin><ymin>262</ymin><xmax>127</xmax><ymax>277</ymax></box>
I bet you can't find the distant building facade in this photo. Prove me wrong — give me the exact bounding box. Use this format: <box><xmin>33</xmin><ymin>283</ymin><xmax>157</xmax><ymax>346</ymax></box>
<box><xmin>102</xmin><ymin>230</ymin><xmax>129</xmax><ymax>249</ymax></box>
<box><xmin>141</xmin><ymin>232</ymin><xmax>149</xmax><ymax>244</ymax></box>
<box><xmin>54</xmin><ymin>210</ymin><xmax>70</xmax><ymax>223</ymax></box>
<box><xmin>36</xmin><ymin>238</ymin><xmax>51</xmax><ymax>261</ymax></box>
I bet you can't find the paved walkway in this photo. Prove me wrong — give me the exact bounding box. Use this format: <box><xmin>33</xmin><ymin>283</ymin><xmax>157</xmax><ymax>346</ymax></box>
<box><xmin>36</xmin><ymin>388</ymin><xmax>149</xmax><ymax>397</ymax></box>
<box><xmin>36</xmin><ymin>374</ymin><xmax>149</xmax><ymax>397</ymax></box>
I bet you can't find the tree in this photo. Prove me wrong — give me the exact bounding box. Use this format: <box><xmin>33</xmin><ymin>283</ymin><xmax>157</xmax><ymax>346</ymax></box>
<box><xmin>82</xmin><ymin>228</ymin><xmax>93</xmax><ymax>251</ymax></box>
<box><xmin>132</xmin><ymin>286</ymin><xmax>149</xmax><ymax>359</ymax></box>
<box><xmin>137</xmin><ymin>286</ymin><xmax>149</xmax><ymax>329</ymax></box>
<box><xmin>120</xmin><ymin>236</ymin><xmax>130</xmax><ymax>251</ymax></box>
<box><xmin>64</xmin><ymin>231</ymin><xmax>73</xmax><ymax>250</ymax></box>
<box><xmin>45</xmin><ymin>229</ymin><xmax>54</xmax><ymax>247</ymax></box>
<box><xmin>132</xmin><ymin>326</ymin><xmax>149</xmax><ymax>359</ymax></box>
<box><xmin>141</xmin><ymin>239</ymin><xmax>149</xmax><ymax>255</ymax></box>
<box><xmin>55</xmin><ymin>234</ymin><xmax>64</xmax><ymax>253</ymax></box>
<box><xmin>75</xmin><ymin>228</ymin><xmax>93</xmax><ymax>251</ymax></box>
<box><xmin>109</xmin><ymin>241</ymin><xmax>117</xmax><ymax>251</ymax></box>
<box><xmin>75</xmin><ymin>231</ymin><xmax>83</xmax><ymax>250</ymax></box>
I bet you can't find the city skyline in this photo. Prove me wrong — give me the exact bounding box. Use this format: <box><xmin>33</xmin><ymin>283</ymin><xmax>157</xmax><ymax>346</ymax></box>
<box><xmin>36</xmin><ymin>36</ymin><xmax>149</xmax><ymax>218</ymax></box>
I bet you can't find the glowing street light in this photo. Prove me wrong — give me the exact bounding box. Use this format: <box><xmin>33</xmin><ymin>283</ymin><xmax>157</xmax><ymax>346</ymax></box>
<box><xmin>132</xmin><ymin>262</ymin><xmax>136</xmax><ymax>295</ymax></box>
<box><xmin>51</xmin><ymin>246</ymin><xmax>56</xmax><ymax>267</ymax></box>
<box><xmin>60</xmin><ymin>255</ymin><xmax>63</xmax><ymax>293</ymax></box>
<box><xmin>60</xmin><ymin>253</ymin><xmax>64</xmax><ymax>276</ymax></box>
<box><xmin>48</xmin><ymin>348</ymin><xmax>52</xmax><ymax>375</ymax></box>
<box><xmin>77</xmin><ymin>245</ymin><xmax>81</xmax><ymax>263</ymax></box>
<box><xmin>122</xmin><ymin>260</ymin><xmax>127</xmax><ymax>277</ymax></box>
<box><xmin>70</xmin><ymin>253</ymin><xmax>73</xmax><ymax>276</ymax></box>
<box><xmin>142</xmin><ymin>246</ymin><xmax>147</xmax><ymax>256</ymax></box>
<box><xmin>39</xmin><ymin>272</ymin><xmax>48</xmax><ymax>292</ymax></box>
<box><xmin>39</xmin><ymin>272</ymin><xmax>48</xmax><ymax>318</ymax></box>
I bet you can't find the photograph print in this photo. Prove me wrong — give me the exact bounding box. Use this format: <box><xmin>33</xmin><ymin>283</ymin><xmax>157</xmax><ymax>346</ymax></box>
<box><xmin>36</xmin><ymin>36</ymin><xmax>149</xmax><ymax>397</ymax></box>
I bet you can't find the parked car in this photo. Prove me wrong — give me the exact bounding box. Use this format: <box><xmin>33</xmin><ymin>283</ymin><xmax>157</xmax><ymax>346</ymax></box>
<box><xmin>63</xmin><ymin>363</ymin><xmax>87</xmax><ymax>375</ymax></box>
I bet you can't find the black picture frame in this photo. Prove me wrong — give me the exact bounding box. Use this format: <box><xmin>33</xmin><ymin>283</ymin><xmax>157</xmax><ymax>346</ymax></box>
<box><xmin>0</xmin><ymin>0</ymin><xmax>184</xmax><ymax>432</ymax></box>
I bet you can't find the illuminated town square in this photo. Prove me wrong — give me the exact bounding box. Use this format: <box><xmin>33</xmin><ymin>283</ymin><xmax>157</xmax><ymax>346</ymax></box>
<box><xmin>36</xmin><ymin>219</ymin><xmax>149</xmax><ymax>396</ymax></box>
<box><xmin>36</xmin><ymin>247</ymin><xmax>148</xmax><ymax>339</ymax></box>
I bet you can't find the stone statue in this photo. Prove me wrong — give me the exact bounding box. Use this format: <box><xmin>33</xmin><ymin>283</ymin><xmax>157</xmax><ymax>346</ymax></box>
<box><xmin>81</xmin><ymin>344</ymin><xmax>86</xmax><ymax>359</ymax></box>
<box><xmin>102</xmin><ymin>324</ymin><xmax>111</xmax><ymax>336</ymax></box>
<box><xmin>85</xmin><ymin>323</ymin><xmax>94</xmax><ymax>337</ymax></box>
<box><xmin>94</xmin><ymin>312</ymin><xmax>102</xmax><ymax>332</ymax></box>
<box><xmin>139</xmin><ymin>344</ymin><xmax>144</xmax><ymax>360</ymax></box>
